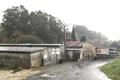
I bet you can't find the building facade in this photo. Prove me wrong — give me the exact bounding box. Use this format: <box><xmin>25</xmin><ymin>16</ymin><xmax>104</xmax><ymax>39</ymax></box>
<box><xmin>0</xmin><ymin>44</ymin><xmax>64</xmax><ymax>66</ymax></box>
<box><xmin>65</xmin><ymin>41</ymin><xmax>96</xmax><ymax>61</ymax></box>
<box><xmin>0</xmin><ymin>47</ymin><xmax>46</xmax><ymax>69</ymax></box>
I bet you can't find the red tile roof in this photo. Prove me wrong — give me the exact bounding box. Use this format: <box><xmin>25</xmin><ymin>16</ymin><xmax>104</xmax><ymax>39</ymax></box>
<box><xmin>65</xmin><ymin>41</ymin><xmax>81</xmax><ymax>47</ymax></box>
<box><xmin>90</xmin><ymin>42</ymin><xmax>108</xmax><ymax>49</ymax></box>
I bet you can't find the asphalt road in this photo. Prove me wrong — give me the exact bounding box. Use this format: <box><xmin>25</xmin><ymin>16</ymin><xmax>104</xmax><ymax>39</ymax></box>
<box><xmin>28</xmin><ymin>60</ymin><xmax>112</xmax><ymax>80</ymax></box>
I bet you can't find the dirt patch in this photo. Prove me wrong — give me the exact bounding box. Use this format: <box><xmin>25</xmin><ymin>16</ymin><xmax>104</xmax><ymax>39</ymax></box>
<box><xmin>0</xmin><ymin>69</ymin><xmax>41</xmax><ymax>80</ymax></box>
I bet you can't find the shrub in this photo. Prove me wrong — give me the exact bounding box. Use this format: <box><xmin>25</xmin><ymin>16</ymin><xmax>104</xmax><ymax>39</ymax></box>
<box><xmin>16</xmin><ymin>34</ymin><xmax>42</xmax><ymax>43</ymax></box>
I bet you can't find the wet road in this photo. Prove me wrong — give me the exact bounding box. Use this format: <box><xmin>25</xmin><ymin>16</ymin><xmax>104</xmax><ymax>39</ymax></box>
<box><xmin>28</xmin><ymin>60</ymin><xmax>112</xmax><ymax>80</ymax></box>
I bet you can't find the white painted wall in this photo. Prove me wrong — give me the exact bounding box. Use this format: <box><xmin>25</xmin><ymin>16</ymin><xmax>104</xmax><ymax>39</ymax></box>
<box><xmin>31</xmin><ymin>51</ymin><xmax>42</xmax><ymax>67</ymax></box>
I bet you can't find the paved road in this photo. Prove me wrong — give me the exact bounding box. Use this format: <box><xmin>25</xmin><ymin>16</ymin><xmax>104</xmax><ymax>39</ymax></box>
<box><xmin>28</xmin><ymin>60</ymin><xmax>112</xmax><ymax>80</ymax></box>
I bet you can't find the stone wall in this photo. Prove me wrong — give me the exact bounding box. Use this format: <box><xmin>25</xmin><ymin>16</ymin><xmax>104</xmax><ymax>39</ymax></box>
<box><xmin>0</xmin><ymin>52</ymin><xmax>31</xmax><ymax>69</ymax></box>
<box><xmin>31</xmin><ymin>51</ymin><xmax>43</xmax><ymax>67</ymax></box>
<box><xmin>82</xmin><ymin>42</ymin><xmax>96</xmax><ymax>60</ymax></box>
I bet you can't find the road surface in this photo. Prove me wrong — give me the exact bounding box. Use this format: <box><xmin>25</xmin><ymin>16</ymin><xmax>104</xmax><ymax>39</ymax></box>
<box><xmin>28</xmin><ymin>60</ymin><xmax>112</xmax><ymax>80</ymax></box>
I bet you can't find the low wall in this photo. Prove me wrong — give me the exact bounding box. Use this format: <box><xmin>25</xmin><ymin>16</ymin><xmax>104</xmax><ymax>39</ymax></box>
<box><xmin>96</xmin><ymin>54</ymin><xmax>118</xmax><ymax>59</ymax></box>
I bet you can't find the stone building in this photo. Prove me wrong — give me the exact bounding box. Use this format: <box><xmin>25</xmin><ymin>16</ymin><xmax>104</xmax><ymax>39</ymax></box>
<box><xmin>0</xmin><ymin>47</ymin><xmax>46</xmax><ymax>69</ymax></box>
<box><xmin>81</xmin><ymin>42</ymin><xmax>96</xmax><ymax>60</ymax></box>
<box><xmin>65</xmin><ymin>41</ymin><xmax>96</xmax><ymax>61</ymax></box>
<box><xmin>93</xmin><ymin>43</ymin><xmax>109</xmax><ymax>55</ymax></box>
<box><xmin>0</xmin><ymin>44</ymin><xmax>64</xmax><ymax>66</ymax></box>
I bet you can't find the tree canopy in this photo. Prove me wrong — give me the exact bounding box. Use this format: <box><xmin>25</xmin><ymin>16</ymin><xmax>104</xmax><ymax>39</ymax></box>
<box><xmin>80</xmin><ymin>36</ymin><xmax>87</xmax><ymax>42</ymax></box>
<box><xmin>0</xmin><ymin>5</ymin><xmax>113</xmax><ymax>46</ymax></box>
<box><xmin>71</xmin><ymin>27</ymin><xmax>76</xmax><ymax>41</ymax></box>
<box><xmin>72</xmin><ymin>25</ymin><xmax>108</xmax><ymax>46</ymax></box>
<box><xmin>1</xmin><ymin>5</ymin><xmax>64</xmax><ymax>43</ymax></box>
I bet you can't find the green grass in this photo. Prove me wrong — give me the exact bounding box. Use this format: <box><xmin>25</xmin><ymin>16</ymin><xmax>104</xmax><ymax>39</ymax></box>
<box><xmin>101</xmin><ymin>57</ymin><xmax>120</xmax><ymax>80</ymax></box>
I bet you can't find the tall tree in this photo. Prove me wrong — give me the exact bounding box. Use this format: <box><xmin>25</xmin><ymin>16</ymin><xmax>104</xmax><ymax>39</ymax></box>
<box><xmin>74</xmin><ymin>25</ymin><xmax>108</xmax><ymax>45</ymax></box>
<box><xmin>29</xmin><ymin>11</ymin><xmax>49</xmax><ymax>43</ymax></box>
<box><xmin>29</xmin><ymin>11</ymin><xmax>64</xmax><ymax>43</ymax></box>
<box><xmin>80</xmin><ymin>36</ymin><xmax>87</xmax><ymax>42</ymax></box>
<box><xmin>1</xmin><ymin>5</ymin><xmax>31</xmax><ymax>38</ymax></box>
<box><xmin>1</xmin><ymin>5</ymin><xmax>65</xmax><ymax>43</ymax></box>
<box><xmin>71</xmin><ymin>26</ymin><xmax>76</xmax><ymax>41</ymax></box>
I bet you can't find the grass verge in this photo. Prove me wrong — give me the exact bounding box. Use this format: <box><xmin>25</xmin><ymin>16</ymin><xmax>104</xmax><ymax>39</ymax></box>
<box><xmin>101</xmin><ymin>57</ymin><xmax>120</xmax><ymax>80</ymax></box>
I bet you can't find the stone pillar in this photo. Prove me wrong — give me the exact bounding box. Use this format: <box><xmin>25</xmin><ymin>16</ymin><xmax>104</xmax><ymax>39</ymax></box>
<box><xmin>80</xmin><ymin>50</ymin><xmax>83</xmax><ymax>60</ymax></box>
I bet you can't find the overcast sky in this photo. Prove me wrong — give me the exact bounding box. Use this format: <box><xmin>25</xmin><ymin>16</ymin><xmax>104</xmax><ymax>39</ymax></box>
<box><xmin>0</xmin><ymin>0</ymin><xmax>120</xmax><ymax>41</ymax></box>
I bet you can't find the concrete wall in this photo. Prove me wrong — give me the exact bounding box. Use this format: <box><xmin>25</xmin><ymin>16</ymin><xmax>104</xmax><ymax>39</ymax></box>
<box><xmin>31</xmin><ymin>51</ymin><xmax>43</xmax><ymax>67</ymax></box>
<box><xmin>43</xmin><ymin>47</ymin><xmax>62</xmax><ymax>65</ymax></box>
<box><xmin>0</xmin><ymin>52</ymin><xmax>31</xmax><ymax>69</ymax></box>
<box><xmin>0</xmin><ymin>47</ymin><xmax>63</xmax><ymax>68</ymax></box>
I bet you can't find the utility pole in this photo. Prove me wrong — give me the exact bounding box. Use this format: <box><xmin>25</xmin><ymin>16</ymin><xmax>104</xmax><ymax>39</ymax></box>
<box><xmin>63</xmin><ymin>24</ymin><xmax>66</xmax><ymax>61</ymax></box>
<box><xmin>60</xmin><ymin>21</ymin><xmax>68</xmax><ymax>61</ymax></box>
<box><xmin>64</xmin><ymin>25</ymin><xmax>66</xmax><ymax>46</ymax></box>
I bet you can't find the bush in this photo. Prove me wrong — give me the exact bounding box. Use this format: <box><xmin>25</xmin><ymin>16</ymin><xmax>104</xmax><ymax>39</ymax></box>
<box><xmin>16</xmin><ymin>34</ymin><xmax>42</xmax><ymax>43</ymax></box>
<box><xmin>2</xmin><ymin>37</ymin><xmax>17</xmax><ymax>43</ymax></box>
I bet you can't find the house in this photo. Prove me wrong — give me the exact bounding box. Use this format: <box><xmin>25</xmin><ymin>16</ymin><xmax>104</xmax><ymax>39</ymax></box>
<box><xmin>65</xmin><ymin>41</ymin><xmax>82</xmax><ymax>61</ymax></box>
<box><xmin>93</xmin><ymin>43</ymin><xmax>109</xmax><ymax>55</ymax></box>
<box><xmin>39</xmin><ymin>44</ymin><xmax>64</xmax><ymax>65</ymax></box>
<box><xmin>81</xmin><ymin>42</ymin><xmax>96</xmax><ymax>60</ymax></box>
<box><xmin>65</xmin><ymin>41</ymin><xmax>96</xmax><ymax>61</ymax></box>
<box><xmin>0</xmin><ymin>47</ymin><xmax>46</xmax><ymax>69</ymax></box>
<box><xmin>91</xmin><ymin>43</ymin><xmax>110</xmax><ymax>59</ymax></box>
<box><xmin>0</xmin><ymin>44</ymin><xmax>64</xmax><ymax>66</ymax></box>
<box><xmin>96</xmin><ymin>47</ymin><xmax>109</xmax><ymax>55</ymax></box>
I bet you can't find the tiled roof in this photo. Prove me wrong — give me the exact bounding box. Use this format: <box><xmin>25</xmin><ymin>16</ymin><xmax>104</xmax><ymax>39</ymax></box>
<box><xmin>91</xmin><ymin>42</ymin><xmax>108</xmax><ymax>49</ymax></box>
<box><xmin>0</xmin><ymin>44</ymin><xmax>63</xmax><ymax>47</ymax></box>
<box><xmin>65</xmin><ymin>41</ymin><xmax>81</xmax><ymax>47</ymax></box>
<box><xmin>0</xmin><ymin>47</ymin><xmax>46</xmax><ymax>53</ymax></box>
